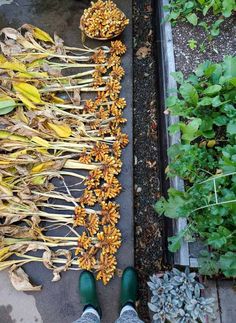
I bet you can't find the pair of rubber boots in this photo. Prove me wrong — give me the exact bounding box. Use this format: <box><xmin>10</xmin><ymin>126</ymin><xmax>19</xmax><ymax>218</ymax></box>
<box><xmin>79</xmin><ymin>267</ymin><xmax>138</xmax><ymax>318</ymax></box>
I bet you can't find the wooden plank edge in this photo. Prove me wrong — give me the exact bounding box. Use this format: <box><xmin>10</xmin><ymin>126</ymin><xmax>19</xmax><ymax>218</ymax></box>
<box><xmin>160</xmin><ymin>0</ymin><xmax>191</xmax><ymax>267</ymax></box>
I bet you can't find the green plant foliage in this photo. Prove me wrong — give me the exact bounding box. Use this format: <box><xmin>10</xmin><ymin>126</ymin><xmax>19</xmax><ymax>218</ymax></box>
<box><xmin>188</xmin><ymin>38</ymin><xmax>198</xmax><ymax>50</ymax></box>
<box><xmin>148</xmin><ymin>268</ymin><xmax>215</xmax><ymax>323</ymax></box>
<box><xmin>165</xmin><ymin>0</ymin><xmax>236</xmax><ymax>36</ymax></box>
<box><xmin>155</xmin><ymin>56</ymin><xmax>236</xmax><ymax>278</ymax></box>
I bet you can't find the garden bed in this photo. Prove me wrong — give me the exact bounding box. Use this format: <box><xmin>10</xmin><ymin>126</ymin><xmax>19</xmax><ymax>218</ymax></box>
<box><xmin>156</xmin><ymin>0</ymin><xmax>236</xmax><ymax>270</ymax></box>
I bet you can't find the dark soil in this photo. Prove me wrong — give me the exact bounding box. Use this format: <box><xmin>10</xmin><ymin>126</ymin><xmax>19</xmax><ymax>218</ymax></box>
<box><xmin>173</xmin><ymin>15</ymin><xmax>236</xmax><ymax>76</ymax></box>
<box><xmin>133</xmin><ymin>3</ymin><xmax>236</xmax><ymax>322</ymax></box>
<box><xmin>133</xmin><ymin>1</ymin><xmax>163</xmax><ymax>321</ymax></box>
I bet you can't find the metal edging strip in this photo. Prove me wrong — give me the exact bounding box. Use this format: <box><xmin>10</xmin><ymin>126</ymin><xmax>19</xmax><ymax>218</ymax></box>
<box><xmin>156</xmin><ymin>0</ymin><xmax>191</xmax><ymax>267</ymax></box>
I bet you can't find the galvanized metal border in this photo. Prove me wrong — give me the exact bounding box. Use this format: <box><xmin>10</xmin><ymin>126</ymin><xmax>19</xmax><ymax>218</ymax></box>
<box><xmin>159</xmin><ymin>0</ymin><xmax>191</xmax><ymax>267</ymax></box>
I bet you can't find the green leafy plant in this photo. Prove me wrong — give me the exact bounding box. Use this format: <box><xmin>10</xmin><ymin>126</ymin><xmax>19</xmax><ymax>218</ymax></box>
<box><xmin>148</xmin><ymin>268</ymin><xmax>215</xmax><ymax>323</ymax></box>
<box><xmin>165</xmin><ymin>0</ymin><xmax>236</xmax><ymax>36</ymax></box>
<box><xmin>188</xmin><ymin>38</ymin><xmax>198</xmax><ymax>50</ymax></box>
<box><xmin>155</xmin><ymin>56</ymin><xmax>236</xmax><ymax>277</ymax></box>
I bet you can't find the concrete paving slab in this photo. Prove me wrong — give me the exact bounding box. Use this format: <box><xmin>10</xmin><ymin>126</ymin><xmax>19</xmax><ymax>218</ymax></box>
<box><xmin>204</xmin><ymin>279</ymin><xmax>236</xmax><ymax>323</ymax></box>
<box><xmin>204</xmin><ymin>280</ymin><xmax>221</xmax><ymax>323</ymax></box>
<box><xmin>218</xmin><ymin>280</ymin><xmax>236</xmax><ymax>323</ymax></box>
<box><xmin>0</xmin><ymin>1</ymin><xmax>133</xmax><ymax>322</ymax></box>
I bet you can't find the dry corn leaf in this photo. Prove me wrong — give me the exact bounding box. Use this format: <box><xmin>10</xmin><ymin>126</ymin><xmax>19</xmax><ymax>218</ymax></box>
<box><xmin>49</xmin><ymin>94</ymin><xmax>65</xmax><ymax>104</ymax></box>
<box><xmin>16</xmin><ymin>94</ymin><xmax>37</xmax><ymax>110</ymax></box>
<box><xmin>31</xmin><ymin>175</ymin><xmax>46</xmax><ymax>185</ymax></box>
<box><xmin>22</xmin><ymin>24</ymin><xmax>54</xmax><ymax>43</ymax></box>
<box><xmin>17</xmin><ymin>37</ymin><xmax>37</xmax><ymax>50</ymax></box>
<box><xmin>0</xmin><ymin>27</ymin><xmax>22</xmax><ymax>40</ymax></box>
<box><xmin>0</xmin><ymin>246</ymin><xmax>10</xmax><ymax>259</ymax></box>
<box><xmin>14</xmin><ymin>107</ymin><xmax>29</xmax><ymax>124</ymax></box>
<box><xmin>31</xmin><ymin>160</ymin><xmax>65</xmax><ymax>174</ymax></box>
<box><xmin>17</xmin><ymin>71</ymin><xmax>48</xmax><ymax>79</ymax></box>
<box><xmin>1</xmin><ymin>60</ymin><xmax>26</xmax><ymax>72</ymax></box>
<box><xmin>0</xmin><ymin>183</ymin><xmax>13</xmax><ymax>197</ymax></box>
<box><xmin>0</xmin><ymin>54</ymin><xmax>7</xmax><ymax>63</ymax></box>
<box><xmin>31</xmin><ymin>136</ymin><xmax>50</xmax><ymax>148</ymax></box>
<box><xmin>0</xmin><ymin>130</ymin><xmax>29</xmax><ymax>142</ymax></box>
<box><xmin>0</xmin><ymin>41</ymin><xmax>22</xmax><ymax>56</ymax></box>
<box><xmin>0</xmin><ymin>225</ymin><xmax>38</xmax><ymax>239</ymax></box>
<box><xmin>42</xmin><ymin>249</ymin><xmax>72</xmax><ymax>282</ymax></box>
<box><xmin>9</xmin><ymin>149</ymin><xmax>28</xmax><ymax>158</ymax></box>
<box><xmin>7</xmin><ymin>242</ymin><xmax>51</xmax><ymax>256</ymax></box>
<box><xmin>13</xmin><ymin>82</ymin><xmax>42</xmax><ymax>103</ymax></box>
<box><xmin>25</xmin><ymin>53</ymin><xmax>49</xmax><ymax>64</ymax></box>
<box><xmin>47</xmin><ymin>122</ymin><xmax>72</xmax><ymax>138</ymax></box>
<box><xmin>9</xmin><ymin>266</ymin><xmax>42</xmax><ymax>291</ymax></box>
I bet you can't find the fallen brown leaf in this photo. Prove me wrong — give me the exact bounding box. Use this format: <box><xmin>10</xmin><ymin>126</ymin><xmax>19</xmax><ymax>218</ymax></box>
<box><xmin>136</xmin><ymin>46</ymin><xmax>151</xmax><ymax>59</ymax></box>
<box><xmin>9</xmin><ymin>266</ymin><xmax>41</xmax><ymax>291</ymax></box>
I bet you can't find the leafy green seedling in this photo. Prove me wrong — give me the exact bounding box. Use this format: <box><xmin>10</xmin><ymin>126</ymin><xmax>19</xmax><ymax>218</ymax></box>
<box><xmin>188</xmin><ymin>39</ymin><xmax>198</xmax><ymax>50</ymax></box>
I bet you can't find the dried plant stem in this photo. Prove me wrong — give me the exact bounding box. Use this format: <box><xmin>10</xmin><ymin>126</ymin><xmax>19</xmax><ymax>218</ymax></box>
<box><xmin>14</xmin><ymin>253</ymin><xmax>80</xmax><ymax>267</ymax></box>
<box><xmin>64</xmin><ymin>45</ymin><xmax>110</xmax><ymax>53</ymax></box>
<box><xmin>38</xmin><ymin>203</ymin><xmax>75</xmax><ymax>211</ymax></box>
<box><xmin>48</xmin><ymin>61</ymin><xmax>106</xmax><ymax>68</ymax></box>
<box><xmin>41</xmin><ymin>84</ymin><xmax>107</xmax><ymax>93</ymax></box>
<box><xmin>13</xmin><ymin>52</ymin><xmax>92</xmax><ymax>61</ymax></box>
<box><xmin>32</xmin><ymin>190</ymin><xmax>79</xmax><ymax>204</ymax></box>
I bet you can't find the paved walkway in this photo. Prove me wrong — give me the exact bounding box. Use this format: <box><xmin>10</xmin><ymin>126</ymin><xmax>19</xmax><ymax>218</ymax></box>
<box><xmin>0</xmin><ymin>1</ymin><xmax>133</xmax><ymax>322</ymax></box>
<box><xmin>205</xmin><ymin>279</ymin><xmax>236</xmax><ymax>323</ymax></box>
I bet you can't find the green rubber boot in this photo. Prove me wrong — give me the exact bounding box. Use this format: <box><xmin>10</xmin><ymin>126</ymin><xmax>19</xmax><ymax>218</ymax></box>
<box><xmin>120</xmin><ymin>267</ymin><xmax>138</xmax><ymax>310</ymax></box>
<box><xmin>78</xmin><ymin>270</ymin><xmax>102</xmax><ymax>318</ymax></box>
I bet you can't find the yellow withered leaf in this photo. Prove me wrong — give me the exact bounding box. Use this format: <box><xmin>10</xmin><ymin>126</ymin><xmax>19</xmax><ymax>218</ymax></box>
<box><xmin>17</xmin><ymin>71</ymin><xmax>48</xmax><ymax>79</ymax></box>
<box><xmin>22</xmin><ymin>24</ymin><xmax>54</xmax><ymax>43</ymax></box>
<box><xmin>31</xmin><ymin>161</ymin><xmax>55</xmax><ymax>174</ymax></box>
<box><xmin>0</xmin><ymin>252</ymin><xmax>14</xmax><ymax>262</ymax></box>
<box><xmin>27</xmin><ymin>58</ymin><xmax>47</xmax><ymax>68</ymax></box>
<box><xmin>14</xmin><ymin>107</ymin><xmax>29</xmax><ymax>124</ymax></box>
<box><xmin>9</xmin><ymin>149</ymin><xmax>28</xmax><ymax>158</ymax></box>
<box><xmin>17</xmin><ymin>94</ymin><xmax>37</xmax><ymax>110</ymax></box>
<box><xmin>31</xmin><ymin>175</ymin><xmax>46</xmax><ymax>185</ymax></box>
<box><xmin>31</xmin><ymin>136</ymin><xmax>50</xmax><ymax>148</ymax></box>
<box><xmin>1</xmin><ymin>60</ymin><xmax>26</xmax><ymax>72</ymax></box>
<box><xmin>47</xmin><ymin>122</ymin><xmax>72</xmax><ymax>138</ymax></box>
<box><xmin>23</xmin><ymin>53</ymin><xmax>49</xmax><ymax>63</ymax></box>
<box><xmin>32</xmin><ymin>27</ymin><xmax>54</xmax><ymax>43</ymax></box>
<box><xmin>50</xmin><ymin>94</ymin><xmax>65</xmax><ymax>104</ymax></box>
<box><xmin>0</xmin><ymin>246</ymin><xmax>10</xmax><ymax>259</ymax></box>
<box><xmin>13</xmin><ymin>83</ymin><xmax>42</xmax><ymax>103</ymax></box>
<box><xmin>0</xmin><ymin>54</ymin><xmax>7</xmax><ymax>63</ymax></box>
<box><xmin>0</xmin><ymin>130</ymin><xmax>29</xmax><ymax>142</ymax></box>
